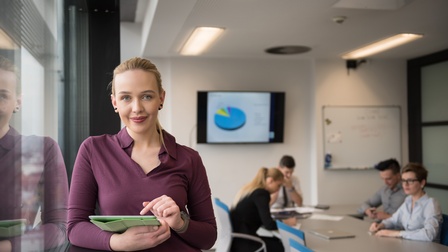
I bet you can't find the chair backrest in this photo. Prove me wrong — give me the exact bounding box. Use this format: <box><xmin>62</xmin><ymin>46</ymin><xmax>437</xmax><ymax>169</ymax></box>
<box><xmin>441</xmin><ymin>214</ymin><xmax>448</xmax><ymax>246</ymax></box>
<box><xmin>289</xmin><ymin>238</ymin><xmax>314</xmax><ymax>252</ymax></box>
<box><xmin>214</xmin><ymin>198</ymin><xmax>233</xmax><ymax>252</ymax></box>
<box><xmin>276</xmin><ymin>220</ymin><xmax>305</xmax><ymax>252</ymax></box>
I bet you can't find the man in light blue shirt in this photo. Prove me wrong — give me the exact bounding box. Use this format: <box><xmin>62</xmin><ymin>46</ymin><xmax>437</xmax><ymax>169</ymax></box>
<box><xmin>358</xmin><ymin>159</ymin><xmax>406</xmax><ymax>220</ymax></box>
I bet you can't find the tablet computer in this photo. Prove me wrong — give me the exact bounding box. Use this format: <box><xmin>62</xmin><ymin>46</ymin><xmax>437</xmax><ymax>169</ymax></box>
<box><xmin>89</xmin><ymin>215</ymin><xmax>160</xmax><ymax>233</ymax></box>
<box><xmin>0</xmin><ymin>219</ymin><xmax>26</xmax><ymax>238</ymax></box>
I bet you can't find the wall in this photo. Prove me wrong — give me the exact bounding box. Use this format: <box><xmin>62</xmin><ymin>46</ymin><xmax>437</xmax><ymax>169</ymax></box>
<box><xmin>120</xmin><ymin>19</ymin><xmax>408</xmax><ymax>207</ymax></box>
<box><xmin>146</xmin><ymin>57</ymin><xmax>408</xmax><ymax>207</ymax></box>
<box><xmin>314</xmin><ymin>59</ymin><xmax>408</xmax><ymax>204</ymax></box>
<box><xmin>152</xmin><ymin>58</ymin><xmax>313</xmax><ymax>206</ymax></box>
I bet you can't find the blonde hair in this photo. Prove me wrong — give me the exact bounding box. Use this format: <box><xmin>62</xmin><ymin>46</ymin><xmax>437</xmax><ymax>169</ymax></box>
<box><xmin>232</xmin><ymin>167</ymin><xmax>284</xmax><ymax>207</ymax></box>
<box><xmin>109</xmin><ymin>57</ymin><xmax>165</xmax><ymax>145</ymax></box>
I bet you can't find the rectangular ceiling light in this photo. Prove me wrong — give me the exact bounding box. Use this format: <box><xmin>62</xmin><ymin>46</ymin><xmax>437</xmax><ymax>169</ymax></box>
<box><xmin>0</xmin><ymin>28</ymin><xmax>16</xmax><ymax>50</ymax></box>
<box><xmin>342</xmin><ymin>33</ymin><xmax>423</xmax><ymax>59</ymax></box>
<box><xmin>180</xmin><ymin>27</ymin><xmax>225</xmax><ymax>56</ymax></box>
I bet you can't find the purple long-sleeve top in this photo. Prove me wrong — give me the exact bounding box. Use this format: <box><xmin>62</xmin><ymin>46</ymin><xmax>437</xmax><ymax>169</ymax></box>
<box><xmin>0</xmin><ymin>127</ymin><xmax>68</xmax><ymax>251</ymax></box>
<box><xmin>68</xmin><ymin>128</ymin><xmax>217</xmax><ymax>251</ymax></box>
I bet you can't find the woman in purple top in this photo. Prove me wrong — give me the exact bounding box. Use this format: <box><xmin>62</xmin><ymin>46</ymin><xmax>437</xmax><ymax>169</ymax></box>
<box><xmin>0</xmin><ymin>56</ymin><xmax>69</xmax><ymax>251</ymax></box>
<box><xmin>68</xmin><ymin>57</ymin><xmax>217</xmax><ymax>251</ymax></box>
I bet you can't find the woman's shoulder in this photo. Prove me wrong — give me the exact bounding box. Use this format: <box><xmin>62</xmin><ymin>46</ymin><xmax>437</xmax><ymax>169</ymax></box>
<box><xmin>251</xmin><ymin>188</ymin><xmax>270</xmax><ymax>197</ymax></box>
<box><xmin>85</xmin><ymin>132</ymin><xmax>117</xmax><ymax>141</ymax></box>
<box><xmin>423</xmin><ymin>195</ymin><xmax>441</xmax><ymax>209</ymax></box>
<box><xmin>79</xmin><ymin>133</ymin><xmax>119</xmax><ymax>149</ymax></box>
<box><xmin>163</xmin><ymin>130</ymin><xmax>200</xmax><ymax>156</ymax></box>
<box><xmin>20</xmin><ymin>135</ymin><xmax>59</xmax><ymax>151</ymax></box>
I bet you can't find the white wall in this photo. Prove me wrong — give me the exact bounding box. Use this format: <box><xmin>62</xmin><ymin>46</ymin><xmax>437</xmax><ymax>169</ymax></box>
<box><xmin>151</xmin><ymin>58</ymin><xmax>313</xmax><ymax>206</ymax></box>
<box><xmin>314</xmin><ymin>59</ymin><xmax>408</xmax><ymax>205</ymax></box>
<box><xmin>143</xmin><ymin>57</ymin><xmax>408</xmax><ymax>207</ymax></box>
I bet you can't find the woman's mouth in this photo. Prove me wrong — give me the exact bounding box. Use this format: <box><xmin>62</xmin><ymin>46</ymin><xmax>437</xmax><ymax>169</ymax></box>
<box><xmin>131</xmin><ymin>116</ymin><xmax>147</xmax><ymax>123</ymax></box>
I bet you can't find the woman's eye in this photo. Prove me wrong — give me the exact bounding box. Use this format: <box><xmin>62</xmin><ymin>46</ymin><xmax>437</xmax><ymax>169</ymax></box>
<box><xmin>120</xmin><ymin>96</ymin><xmax>131</xmax><ymax>101</ymax></box>
<box><xmin>142</xmin><ymin>95</ymin><xmax>152</xmax><ymax>100</ymax></box>
<box><xmin>0</xmin><ymin>94</ymin><xmax>11</xmax><ymax>101</ymax></box>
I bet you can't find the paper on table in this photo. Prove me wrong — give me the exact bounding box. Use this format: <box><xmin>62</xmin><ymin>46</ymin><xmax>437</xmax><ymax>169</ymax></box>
<box><xmin>309</xmin><ymin>214</ymin><xmax>343</xmax><ymax>221</ymax></box>
<box><xmin>271</xmin><ymin>207</ymin><xmax>323</xmax><ymax>214</ymax></box>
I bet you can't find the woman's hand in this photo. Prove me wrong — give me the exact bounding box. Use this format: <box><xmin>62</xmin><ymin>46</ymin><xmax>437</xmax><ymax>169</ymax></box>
<box><xmin>140</xmin><ymin>195</ymin><xmax>185</xmax><ymax>231</ymax></box>
<box><xmin>369</xmin><ymin>222</ymin><xmax>384</xmax><ymax>233</ymax></box>
<box><xmin>375</xmin><ymin>229</ymin><xmax>401</xmax><ymax>238</ymax></box>
<box><xmin>109</xmin><ymin>219</ymin><xmax>170</xmax><ymax>251</ymax></box>
<box><xmin>0</xmin><ymin>240</ymin><xmax>12</xmax><ymax>252</ymax></box>
<box><xmin>282</xmin><ymin>217</ymin><xmax>298</xmax><ymax>227</ymax></box>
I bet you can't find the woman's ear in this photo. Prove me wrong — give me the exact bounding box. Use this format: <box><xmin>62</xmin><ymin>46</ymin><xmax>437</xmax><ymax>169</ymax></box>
<box><xmin>160</xmin><ymin>89</ymin><xmax>166</xmax><ymax>104</ymax></box>
<box><xmin>111</xmin><ymin>94</ymin><xmax>116</xmax><ymax>107</ymax></box>
<box><xmin>421</xmin><ymin>179</ymin><xmax>426</xmax><ymax>188</ymax></box>
<box><xmin>16</xmin><ymin>94</ymin><xmax>22</xmax><ymax>109</ymax></box>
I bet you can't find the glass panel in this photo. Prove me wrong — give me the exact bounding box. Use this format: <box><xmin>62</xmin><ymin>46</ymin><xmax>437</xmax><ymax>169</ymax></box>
<box><xmin>421</xmin><ymin>61</ymin><xmax>448</xmax><ymax>122</ymax></box>
<box><xmin>20</xmin><ymin>48</ymin><xmax>45</xmax><ymax>136</ymax></box>
<box><xmin>422</xmin><ymin>126</ymin><xmax>448</xmax><ymax>185</ymax></box>
<box><xmin>1</xmin><ymin>0</ymin><xmax>68</xmax><ymax>250</ymax></box>
<box><xmin>425</xmin><ymin>187</ymin><xmax>448</xmax><ymax>214</ymax></box>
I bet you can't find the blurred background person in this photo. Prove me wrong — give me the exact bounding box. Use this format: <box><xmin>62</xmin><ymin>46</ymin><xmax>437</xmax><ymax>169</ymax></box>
<box><xmin>358</xmin><ymin>158</ymin><xmax>406</xmax><ymax>220</ymax></box>
<box><xmin>231</xmin><ymin>167</ymin><xmax>290</xmax><ymax>252</ymax></box>
<box><xmin>369</xmin><ymin>163</ymin><xmax>442</xmax><ymax>242</ymax></box>
<box><xmin>270</xmin><ymin>155</ymin><xmax>303</xmax><ymax>208</ymax></box>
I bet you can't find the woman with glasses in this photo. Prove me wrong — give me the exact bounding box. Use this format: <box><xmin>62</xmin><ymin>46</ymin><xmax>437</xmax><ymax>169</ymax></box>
<box><xmin>369</xmin><ymin>163</ymin><xmax>443</xmax><ymax>242</ymax></box>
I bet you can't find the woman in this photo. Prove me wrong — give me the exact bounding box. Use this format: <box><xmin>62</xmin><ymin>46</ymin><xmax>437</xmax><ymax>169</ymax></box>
<box><xmin>230</xmin><ymin>167</ymin><xmax>286</xmax><ymax>252</ymax></box>
<box><xmin>67</xmin><ymin>57</ymin><xmax>217</xmax><ymax>251</ymax></box>
<box><xmin>369</xmin><ymin>163</ymin><xmax>442</xmax><ymax>242</ymax></box>
<box><xmin>0</xmin><ymin>56</ymin><xmax>68</xmax><ymax>251</ymax></box>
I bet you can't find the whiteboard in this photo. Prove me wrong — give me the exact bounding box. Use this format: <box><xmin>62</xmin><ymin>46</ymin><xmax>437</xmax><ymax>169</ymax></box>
<box><xmin>323</xmin><ymin>106</ymin><xmax>401</xmax><ymax>170</ymax></box>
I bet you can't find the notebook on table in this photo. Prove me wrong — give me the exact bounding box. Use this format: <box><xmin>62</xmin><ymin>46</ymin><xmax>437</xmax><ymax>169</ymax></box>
<box><xmin>308</xmin><ymin>228</ymin><xmax>355</xmax><ymax>240</ymax></box>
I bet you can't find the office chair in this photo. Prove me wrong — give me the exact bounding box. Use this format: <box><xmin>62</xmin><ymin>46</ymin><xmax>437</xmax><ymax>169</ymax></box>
<box><xmin>213</xmin><ymin>198</ymin><xmax>267</xmax><ymax>252</ymax></box>
<box><xmin>276</xmin><ymin>220</ymin><xmax>305</xmax><ymax>252</ymax></box>
<box><xmin>289</xmin><ymin>238</ymin><xmax>314</xmax><ymax>252</ymax></box>
<box><xmin>441</xmin><ymin>214</ymin><xmax>448</xmax><ymax>246</ymax></box>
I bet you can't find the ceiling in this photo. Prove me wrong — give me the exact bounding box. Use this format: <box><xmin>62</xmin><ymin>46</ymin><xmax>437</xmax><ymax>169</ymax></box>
<box><xmin>121</xmin><ymin>0</ymin><xmax>448</xmax><ymax>60</ymax></box>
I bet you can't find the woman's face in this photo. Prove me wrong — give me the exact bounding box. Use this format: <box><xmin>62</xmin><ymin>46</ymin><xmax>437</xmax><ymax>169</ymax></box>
<box><xmin>401</xmin><ymin>171</ymin><xmax>425</xmax><ymax>196</ymax></box>
<box><xmin>0</xmin><ymin>69</ymin><xmax>20</xmax><ymax>131</ymax></box>
<box><xmin>266</xmin><ymin>177</ymin><xmax>284</xmax><ymax>194</ymax></box>
<box><xmin>111</xmin><ymin>69</ymin><xmax>164</xmax><ymax>137</ymax></box>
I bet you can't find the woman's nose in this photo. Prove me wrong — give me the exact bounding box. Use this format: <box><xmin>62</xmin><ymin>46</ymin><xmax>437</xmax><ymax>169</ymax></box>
<box><xmin>132</xmin><ymin>100</ymin><xmax>143</xmax><ymax>112</ymax></box>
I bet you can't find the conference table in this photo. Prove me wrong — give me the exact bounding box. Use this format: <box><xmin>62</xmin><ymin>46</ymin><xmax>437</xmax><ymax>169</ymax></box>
<box><xmin>292</xmin><ymin>205</ymin><xmax>448</xmax><ymax>252</ymax></box>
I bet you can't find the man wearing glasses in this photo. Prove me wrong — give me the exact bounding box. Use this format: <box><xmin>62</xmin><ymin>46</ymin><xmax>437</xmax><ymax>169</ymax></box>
<box><xmin>358</xmin><ymin>159</ymin><xmax>407</xmax><ymax>220</ymax></box>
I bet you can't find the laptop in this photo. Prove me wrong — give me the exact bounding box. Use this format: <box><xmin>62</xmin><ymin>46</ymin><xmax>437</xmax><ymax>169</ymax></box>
<box><xmin>308</xmin><ymin>228</ymin><xmax>355</xmax><ymax>240</ymax></box>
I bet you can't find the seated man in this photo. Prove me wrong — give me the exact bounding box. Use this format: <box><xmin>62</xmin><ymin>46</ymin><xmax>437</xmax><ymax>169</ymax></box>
<box><xmin>358</xmin><ymin>158</ymin><xmax>406</xmax><ymax>220</ymax></box>
<box><xmin>270</xmin><ymin>155</ymin><xmax>303</xmax><ymax>208</ymax></box>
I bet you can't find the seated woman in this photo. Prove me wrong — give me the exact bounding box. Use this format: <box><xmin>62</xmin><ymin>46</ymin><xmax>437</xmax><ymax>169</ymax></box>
<box><xmin>369</xmin><ymin>163</ymin><xmax>442</xmax><ymax>242</ymax></box>
<box><xmin>230</xmin><ymin>167</ymin><xmax>288</xmax><ymax>252</ymax></box>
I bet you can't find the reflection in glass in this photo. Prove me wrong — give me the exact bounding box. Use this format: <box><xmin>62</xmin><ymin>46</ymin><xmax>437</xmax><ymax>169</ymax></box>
<box><xmin>1</xmin><ymin>0</ymin><xmax>68</xmax><ymax>250</ymax></box>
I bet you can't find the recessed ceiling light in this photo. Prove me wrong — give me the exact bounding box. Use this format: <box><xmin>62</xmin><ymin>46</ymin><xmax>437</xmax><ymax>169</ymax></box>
<box><xmin>265</xmin><ymin>46</ymin><xmax>311</xmax><ymax>55</ymax></box>
<box><xmin>342</xmin><ymin>33</ymin><xmax>423</xmax><ymax>59</ymax></box>
<box><xmin>180</xmin><ymin>27</ymin><xmax>225</xmax><ymax>56</ymax></box>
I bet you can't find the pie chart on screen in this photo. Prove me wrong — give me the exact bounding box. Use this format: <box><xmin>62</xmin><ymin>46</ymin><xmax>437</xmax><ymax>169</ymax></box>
<box><xmin>214</xmin><ymin>107</ymin><xmax>246</xmax><ymax>130</ymax></box>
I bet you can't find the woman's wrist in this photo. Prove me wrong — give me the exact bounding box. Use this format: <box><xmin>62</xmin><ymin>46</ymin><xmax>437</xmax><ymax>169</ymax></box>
<box><xmin>172</xmin><ymin>211</ymin><xmax>189</xmax><ymax>233</ymax></box>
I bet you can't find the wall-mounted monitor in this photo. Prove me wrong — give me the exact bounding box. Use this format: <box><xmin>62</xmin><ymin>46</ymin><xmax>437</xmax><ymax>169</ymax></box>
<box><xmin>197</xmin><ymin>91</ymin><xmax>285</xmax><ymax>144</ymax></box>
